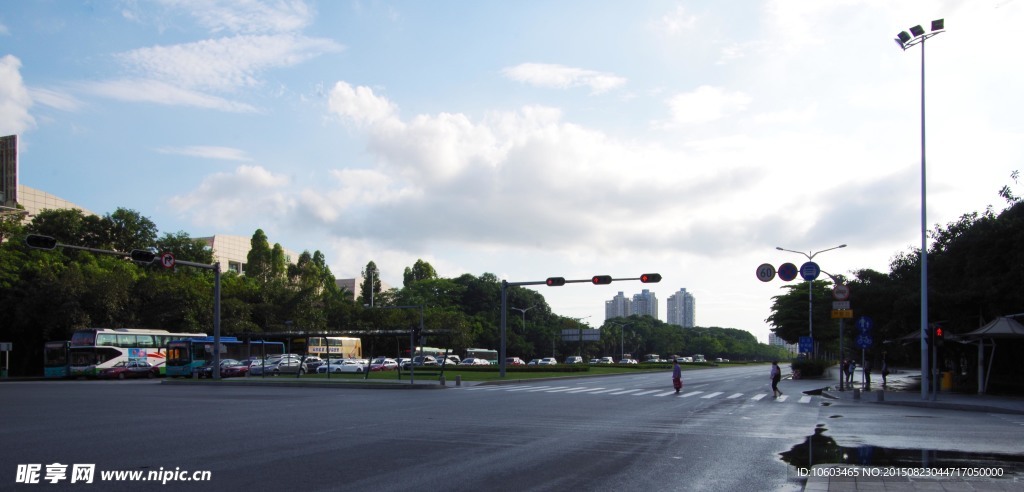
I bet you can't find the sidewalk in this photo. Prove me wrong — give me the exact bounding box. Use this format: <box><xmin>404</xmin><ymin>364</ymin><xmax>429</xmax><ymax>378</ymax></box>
<box><xmin>803</xmin><ymin>367</ymin><xmax>1024</xmax><ymax>491</ymax></box>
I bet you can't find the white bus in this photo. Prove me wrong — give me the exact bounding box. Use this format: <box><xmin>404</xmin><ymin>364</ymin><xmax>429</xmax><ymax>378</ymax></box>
<box><xmin>69</xmin><ymin>328</ymin><xmax>206</xmax><ymax>377</ymax></box>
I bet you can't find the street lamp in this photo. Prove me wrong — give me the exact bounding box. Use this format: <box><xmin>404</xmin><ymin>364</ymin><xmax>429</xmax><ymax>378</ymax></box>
<box><xmin>895</xmin><ymin>18</ymin><xmax>944</xmax><ymax>401</ymax></box>
<box><xmin>776</xmin><ymin>244</ymin><xmax>847</xmax><ymax>357</ymax></box>
<box><xmin>510</xmin><ymin>305</ymin><xmax>535</xmax><ymax>333</ymax></box>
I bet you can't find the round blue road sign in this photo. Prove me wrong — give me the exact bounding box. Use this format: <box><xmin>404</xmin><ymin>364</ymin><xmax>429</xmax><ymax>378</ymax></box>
<box><xmin>778</xmin><ymin>263</ymin><xmax>798</xmax><ymax>282</ymax></box>
<box><xmin>800</xmin><ymin>261</ymin><xmax>820</xmax><ymax>281</ymax></box>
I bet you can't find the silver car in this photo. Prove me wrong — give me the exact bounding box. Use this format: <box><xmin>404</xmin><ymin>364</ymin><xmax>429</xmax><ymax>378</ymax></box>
<box><xmin>249</xmin><ymin>355</ymin><xmax>307</xmax><ymax>375</ymax></box>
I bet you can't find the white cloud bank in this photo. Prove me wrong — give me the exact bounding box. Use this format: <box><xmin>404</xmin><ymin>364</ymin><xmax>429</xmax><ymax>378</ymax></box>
<box><xmin>502</xmin><ymin>63</ymin><xmax>627</xmax><ymax>94</ymax></box>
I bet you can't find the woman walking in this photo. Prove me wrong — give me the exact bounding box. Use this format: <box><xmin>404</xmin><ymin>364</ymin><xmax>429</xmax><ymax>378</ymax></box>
<box><xmin>770</xmin><ymin>361</ymin><xmax>783</xmax><ymax>398</ymax></box>
<box><xmin>672</xmin><ymin>359</ymin><xmax>683</xmax><ymax>393</ymax></box>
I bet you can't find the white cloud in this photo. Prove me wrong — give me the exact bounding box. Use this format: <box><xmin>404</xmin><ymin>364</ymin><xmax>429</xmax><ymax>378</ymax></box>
<box><xmin>78</xmin><ymin>79</ymin><xmax>258</xmax><ymax>112</ymax></box>
<box><xmin>28</xmin><ymin>87</ymin><xmax>82</xmax><ymax>112</ymax></box>
<box><xmin>0</xmin><ymin>55</ymin><xmax>34</xmax><ymax>135</ymax></box>
<box><xmin>0</xmin><ymin>21</ymin><xmax>9</xmax><ymax>36</ymax></box>
<box><xmin>665</xmin><ymin>85</ymin><xmax>753</xmax><ymax>125</ymax></box>
<box><xmin>659</xmin><ymin>6</ymin><xmax>697</xmax><ymax>34</ymax></box>
<box><xmin>327</xmin><ymin>81</ymin><xmax>399</xmax><ymax>126</ymax></box>
<box><xmin>118</xmin><ymin>34</ymin><xmax>342</xmax><ymax>92</ymax></box>
<box><xmin>162</xmin><ymin>0</ymin><xmax>314</xmax><ymax>34</ymax></box>
<box><xmin>157</xmin><ymin>145</ymin><xmax>253</xmax><ymax>161</ymax></box>
<box><xmin>502</xmin><ymin>63</ymin><xmax>627</xmax><ymax>94</ymax></box>
<box><xmin>169</xmin><ymin>165</ymin><xmax>293</xmax><ymax>228</ymax></box>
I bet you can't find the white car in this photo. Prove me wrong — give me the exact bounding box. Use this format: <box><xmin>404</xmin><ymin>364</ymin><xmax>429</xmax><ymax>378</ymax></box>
<box><xmin>459</xmin><ymin>357</ymin><xmax>490</xmax><ymax>366</ymax></box>
<box><xmin>599</xmin><ymin>357</ymin><xmax>615</xmax><ymax>364</ymax></box>
<box><xmin>317</xmin><ymin>359</ymin><xmax>366</xmax><ymax>374</ymax></box>
<box><xmin>538</xmin><ymin>357</ymin><xmax>558</xmax><ymax>365</ymax></box>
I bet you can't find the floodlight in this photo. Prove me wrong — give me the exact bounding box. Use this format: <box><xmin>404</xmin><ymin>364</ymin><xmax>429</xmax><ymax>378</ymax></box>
<box><xmin>897</xmin><ymin>31</ymin><xmax>912</xmax><ymax>44</ymax></box>
<box><xmin>909</xmin><ymin>25</ymin><xmax>925</xmax><ymax>37</ymax></box>
<box><xmin>931</xmin><ymin>19</ymin><xmax>944</xmax><ymax>31</ymax></box>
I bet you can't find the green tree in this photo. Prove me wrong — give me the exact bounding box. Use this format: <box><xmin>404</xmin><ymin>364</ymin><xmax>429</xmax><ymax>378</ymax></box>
<box><xmin>102</xmin><ymin>208</ymin><xmax>158</xmax><ymax>252</ymax></box>
<box><xmin>360</xmin><ymin>261</ymin><xmax>381</xmax><ymax>306</ymax></box>
<box><xmin>245</xmin><ymin>229</ymin><xmax>272</xmax><ymax>284</ymax></box>
<box><xmin>403</xmin><ymin>259</ymin><xmax>438</xmax><ymax>287</ymax></box>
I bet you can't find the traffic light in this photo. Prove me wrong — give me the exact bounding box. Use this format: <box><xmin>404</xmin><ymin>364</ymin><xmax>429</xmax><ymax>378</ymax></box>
<box><xmin>592</xmin><ymin>275</ymin><xmax>613</xmax><ymax>285</ymax></box>
<box><xmin>130</xmin><ymin>249</ymin><xmax>156</xmax><ymax>263</ymax></box>
<box><xmin>934</xmin><ymin>325</ymin><xmax>944</xmax><ymax>346</ymax></box>
<box><xmin>640</xmin><ymin>273</ymin><xmax>662</xmax><ymax>283</ymax></box>
<box><xmin>546</xmin><ymin>277</ymin><xmax>566</xmax><ymax>286</ymax></box>
<box><xmin>25</xmin><ymin>234</ymin><xmax>58</xmax><ymax>250</ymax></box>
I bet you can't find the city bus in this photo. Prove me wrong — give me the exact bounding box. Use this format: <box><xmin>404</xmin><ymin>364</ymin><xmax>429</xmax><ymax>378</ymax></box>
<box><xmin>69</xmin><ymin>328</ymin><xmax>206</xmax><ymax>377</ymax></box>
<box><xmin>307</xmin><ymin>336</ymin><xmax>362</xmax><ymax>359</ymax></box>
<box><xmin>43</xmin><ymin>341</ymin><xmax>71</xmax><ymax>378</ymax></box>
<box><xmin>465</xmin><ymin>348</ymin><xmax>498</xmax><ymax>364</ymax></box>
<box><xmin>165</xmin><ymin>337</ymin><xmax>285</xmax><ymax>377</ymax></box>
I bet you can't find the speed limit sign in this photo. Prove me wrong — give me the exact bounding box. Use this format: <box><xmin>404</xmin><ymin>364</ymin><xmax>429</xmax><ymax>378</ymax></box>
<box><xmin>160</xmin><ymin>252</ymin><xmax>175</xmax><ymax>269</ymax></box>
<box><xmin>756</xmin><ymin>263</ymin><xmax>776</xmax><ymax>282</ymax></box>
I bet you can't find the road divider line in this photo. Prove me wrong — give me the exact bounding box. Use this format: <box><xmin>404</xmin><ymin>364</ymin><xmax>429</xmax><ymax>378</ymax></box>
<box><xmin>727</xmin><ymin>393</ymin><xmax>744</xmax><ymax>399</ymax></box>
<box><xmin>681</xmin><ymin>391</ymin><xmax>702</xmax><ymax>398</ymax></box>
<box><xmin>654</xmin><ymin>391</ymin><xmax>678</xmax><ymax>396</ymax></box>
<box><xmin>701</xmin><ymin>392</ymin><xmax>724</xmax><ymax>399</ymax></box>
<box><xmin>775</xmin><ymin>395</ymin><xmax>789</xmax><ymax>402</ymax></box>
<box><xmin>799</xmin><ymin>396</ymin><xmax>812</xmax><ymax>403</ymax></box>
<box><xmin>633</xmin><ymin>390</ymin><xmax>662</xmax><ymax>396</ymax></box>
<box><xmin>566</xmin><ymin>387</ymin><xmax>605</xmax><ymax>393</ymax></box>
<box><xmin>589</xmin><ymin>388</ymin><xmax>623</xmax><ymax>394</ymax></box>
<box><xmin>751</xmin><ymin>394</ymin><xmax>767</xmax><ymax>401</ymax></box>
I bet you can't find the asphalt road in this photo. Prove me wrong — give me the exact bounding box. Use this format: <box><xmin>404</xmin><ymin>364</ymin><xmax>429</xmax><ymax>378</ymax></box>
<box><xmin>2</xmin><ymin>365</ymin><xmax>1021</xmax><ymax>491</ymax></box>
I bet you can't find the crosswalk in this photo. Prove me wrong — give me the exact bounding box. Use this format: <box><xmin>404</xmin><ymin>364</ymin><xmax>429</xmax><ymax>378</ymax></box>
<box><xmin>462</xmin><ymin>384</ymin><xmax>815</xmax><ymax>403</ymax></box>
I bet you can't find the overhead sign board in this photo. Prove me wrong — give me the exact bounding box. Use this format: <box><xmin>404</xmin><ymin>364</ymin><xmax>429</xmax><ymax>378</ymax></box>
<box><xmin>561</xmin><ymin>329</ymin><xmax>600</xmax><ymax>342</ymax></box>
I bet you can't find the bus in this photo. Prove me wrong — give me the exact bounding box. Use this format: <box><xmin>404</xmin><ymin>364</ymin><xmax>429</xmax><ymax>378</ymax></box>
<box><xmin>307</xmin><ymin>336</ymin><xmax>362</xmax><ymax>359</ymax></box>
<box><xmin>43</xmin><ymin>341</ymin><xmax>71</xmax><ymax>378</ymax></box>
<box><xmin>466</xmin><ymin>348</ymin><xmax>498</xmax><ymax>364</ymax></box>
<box><xmin>165</xmin><ymin>337</ymin><xmax>285</xmax><ymax>377</ymax></box>
<box><xmin>69</xmin><ymin>328</ymin><xmax>206</xmax><ymax>377</ymax></box>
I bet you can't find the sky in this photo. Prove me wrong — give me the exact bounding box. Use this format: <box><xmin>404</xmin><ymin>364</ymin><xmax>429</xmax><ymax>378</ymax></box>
<box><xmin>2</xmin><ymin>1</ymin><xmax>1022</xmax><ymax>343</ymax></box>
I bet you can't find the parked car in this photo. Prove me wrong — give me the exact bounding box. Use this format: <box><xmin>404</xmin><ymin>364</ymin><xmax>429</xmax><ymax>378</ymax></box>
<box><xmin>599</xmin><ymin>357</ymin><xmax>615</xmax><ymax>364</ymax></box>
<box><xmin>249</xmin><ymin>355</ymin><xmax>308</xmax><ymax>376</ymax></box>
<box><xmin>618</xmin><ymin>358</ymin><xmax>638</xmax><ymax>364</ymax></box>
<box><xmin>506</xmin><ymin>357</ymin><xmax>525</xmax><ymax>366</ymax></box>
<box><xmin>565</xmin><ymin>356</ymin><xmax>583</xmax><ymax>364</ymax></box>
<box><xmin>539</xmin><ymin>357</ymin><xmax>558</xmax><ymax>365</ymax></box>
<box><xmin>589</xmin><ymin>358</ymin><xmax>601</xmax><ymax>364</ymax></box>
<box><xmin>369</xmin><ymin>358</ymin><xmax>398</xmax><ymax>371</ymax></box>
<box><xmin>220</xmin><ymin>360</ymin><xmax>251</xmax><ymax>377</ymax></box>
<box><xmin>317</xmin><ymin>359</ymin><xmax>366</xmax><ymax>374</ymax></box>
<box><xmin>459</xmin><ymin>357</ymin><xmax>490</xmax><ymax>366</ymax></box>
<box><xmin>527</xmin><ymin>359</ymin><xmax>542</xmax><ymax>365</ymax></box>
<box><xmin>438</xmin><ymin>355</ymin><xmax>461</xmax><ymax>366</ymax></box>
<box><xmin>197</xmin><ymin>359</ymin><xmax>241</xmax><ymax>378</ymax></box>
<box><xmin>402</xmin><ymin>355</ymin><xmax>438</xmax><ymax>370</ymax></box>
<box><xmin>302</xmin><ymin>356</ymin><xmax>325</xmax><ymax>372</ymax></box>
<box><xmin>98</xmin><ymin>360</ymin><xmax>160</xmax><ymax>379</ymax></box>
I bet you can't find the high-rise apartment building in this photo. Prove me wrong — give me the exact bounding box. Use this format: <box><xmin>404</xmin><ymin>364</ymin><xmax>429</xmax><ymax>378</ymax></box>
<box><xmin>667</xmin><ymin>288</ymin><xmax>696</xmax><ymax>328</ymax></box>
<box><xmin>631</xmin><ymin>289</ymin><xmax>659</xmax><ymax>319</ymax></box>
<box><xmin>605</xmin><ymin>291</ymin><xmax>632</xmax><ymax>319</ymax></box>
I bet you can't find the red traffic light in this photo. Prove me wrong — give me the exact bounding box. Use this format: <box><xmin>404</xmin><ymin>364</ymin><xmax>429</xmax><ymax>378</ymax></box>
<box><xmin>592</xmin><ymin>275</ymin><xmax>613</xmax><ymax>285</ymax></box>
<box><xmin>25</xmin><ymin>234</ymin><xmax>58</xmax><ymax>250</ymax></box>
<box><xmin>546</xmin><ymin>277</ymin><xmax>566</xmax><ymax>286</ymax></box>
<box><xmin>935</xmin><ymin>327</ymin><xmax>943</xmax><ymax>338</ymax></box>
<box><xmin>640</xmin><ymin>273</ymin><xmax>662</xmax><ymax>283</ymax></box>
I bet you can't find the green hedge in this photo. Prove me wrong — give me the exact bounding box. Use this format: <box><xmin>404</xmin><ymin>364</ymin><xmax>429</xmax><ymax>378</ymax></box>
<box><xmin>789</xmin><ymin>358</ymin><xmax>832</xmax><ymax>378</ymax></box>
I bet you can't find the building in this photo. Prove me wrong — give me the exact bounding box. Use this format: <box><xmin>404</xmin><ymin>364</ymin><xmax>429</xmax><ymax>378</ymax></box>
<box><xmin>666</xmin><ymin>288</ymin><xmax>696</xmax><ymax>328</ymax></box>
<box><xmin>16</xmin><ymin>184</ymin><xmax>95</xmax><ymax>219</ymax></box>
<box><xmin>195</xmin><ymin>235</ymin><xmax>300</xmax><ymax>275</ymax></box>
<box><xmin>631</xmin><ymin>289</ymin><xmax>659</xmax><ymax>319</ymax></box>
<box><xmin>604</xmin><ymin>291</ymin><xmax>632</xmax><ymax>320</ymax></box>
<box><xmin>1</xmin><ymin>135</ymin><xmax>17</xmax><ymax>211</ymax></box>
<box><xmin>768</xmin><ymin>332</ymin><xmax>799</xmax><ymax>355</ymax></box>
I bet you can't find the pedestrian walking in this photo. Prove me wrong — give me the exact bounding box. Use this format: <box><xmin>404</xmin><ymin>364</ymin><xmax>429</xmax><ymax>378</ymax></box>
<box><xmin>770</xmin><ymin>361</ymin><xmax>782</xmax><ymax>398</ymax></box>
<box><xmin>846</xmin><ymin>359</ymin><xmax>855</xmax><ymax>385</ymax></box>
<box><xmin>863</xmin><ymin>359</ymin><xmax>872</xmax><ymax>389</ymax></box>
<box><xmin>881</xmin><ymin>358</ymin><xmax>889</xmax><ymax>386</ymax></box>
<box><xmin>672</xmin><ymin>359</ymin><xmax>683</xmax><ymax>393</ymax></box>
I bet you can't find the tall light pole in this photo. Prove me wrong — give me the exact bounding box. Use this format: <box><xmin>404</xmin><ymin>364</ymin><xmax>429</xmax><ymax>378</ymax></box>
<box><xmin>510</xmin><ymin>305</ymin><xmax>535</xmax><ymax>333</ymax></box>
<box><xmin>895</xmin><ymin>19</ymin><xmax>944</xmax><ymax>401</ymax></box>
<box><xmin>776</xmin><ymin>244</ymin><xmax>847</xmax><ymax>357</ymax></box>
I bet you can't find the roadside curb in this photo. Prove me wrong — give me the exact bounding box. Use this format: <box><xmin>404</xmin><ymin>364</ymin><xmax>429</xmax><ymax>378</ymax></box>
<box><xmin>160</xmin><ymin>378</ymin><xmax>447</xmax><ymax>389</ymax></box>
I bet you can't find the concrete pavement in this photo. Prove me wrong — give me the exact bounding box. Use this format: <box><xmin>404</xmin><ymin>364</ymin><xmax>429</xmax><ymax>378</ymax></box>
<box><xmin>803</xmin><ymin>366</ymin><xmax>1024</xmax><ymax>491</ymax></box>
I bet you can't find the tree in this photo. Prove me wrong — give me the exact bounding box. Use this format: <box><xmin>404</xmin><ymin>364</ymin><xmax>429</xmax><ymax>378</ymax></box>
<box><xmin>403</xmin><ymin>259</ymin><xmax>438</xmax><ymax>287</ymax></box>
<box><xmin>155</xmin><ymin>231</ymin><xmax>214</xmax><ymax>264</ymax></box>
<box><xmin>102</xmin><ymin>208</ymin><xmax>158</xmax><ymax>252</ymax></box>
<box><xmin>360</xmin><ymin>261</ymin><xmax>381</xmax><ymax>306</ymax></box>
<box><xmin>245</xmin><ymin>229</ymin><xmax>272</xmax><ymax>284</ymax></box>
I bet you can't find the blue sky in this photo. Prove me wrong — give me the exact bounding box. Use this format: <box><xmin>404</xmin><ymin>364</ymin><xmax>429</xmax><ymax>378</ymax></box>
<box><xmin>2</xmin><ymin>1</ymin><xmax>1022</xmax><ymax>343</ymax></box>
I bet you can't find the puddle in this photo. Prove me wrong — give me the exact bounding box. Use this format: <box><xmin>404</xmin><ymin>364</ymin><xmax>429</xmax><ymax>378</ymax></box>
<box><xmin>780</xmin><ymin>427</ymin><xmax>1024</xmax><ymax>473</ymax></box>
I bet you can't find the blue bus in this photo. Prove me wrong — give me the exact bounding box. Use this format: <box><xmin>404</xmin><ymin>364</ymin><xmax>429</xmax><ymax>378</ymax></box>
<box><xmin>43</xmin><ymin>341</ymin><xmax>71</xmax><ymax>378</ymax></box>
<box><xmin>165</xmin><ymin>337</ymin><xmax>285</xmax><ymax>377</ymax></box>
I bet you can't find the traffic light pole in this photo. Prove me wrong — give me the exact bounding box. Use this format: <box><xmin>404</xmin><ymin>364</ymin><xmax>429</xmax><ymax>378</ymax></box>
<box><xmin>499</xmin><ymin>274</ymin><xmax>660</xmax><ymax>378</ymax></box>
